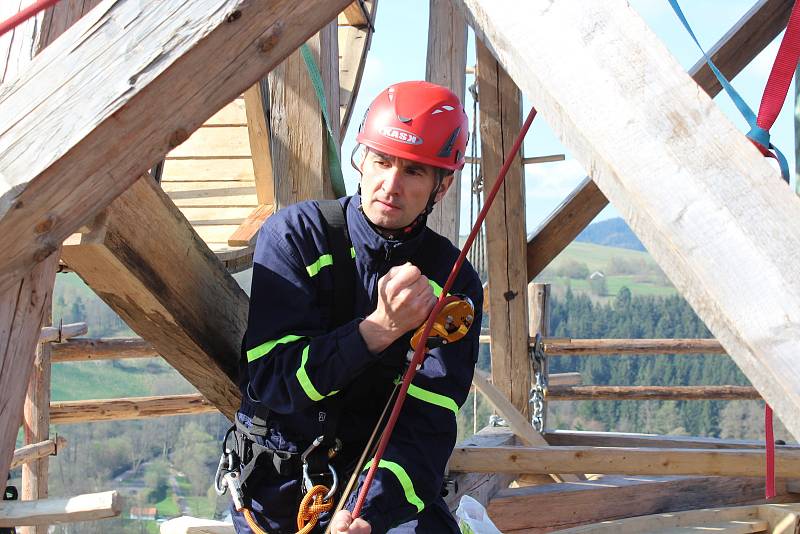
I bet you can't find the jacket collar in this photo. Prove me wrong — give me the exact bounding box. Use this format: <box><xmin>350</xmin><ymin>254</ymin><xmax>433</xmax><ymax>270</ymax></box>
<box><xmin>346</xmin><ymin>195</ymin><xmax>427</xmax><ymax>267</ymax></box>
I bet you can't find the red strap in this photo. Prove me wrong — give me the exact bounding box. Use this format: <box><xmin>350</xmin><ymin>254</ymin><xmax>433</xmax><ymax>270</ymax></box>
<box><xmin>756</xmin><ymin>0</ymin><xmax>800</xmax><ymax>131</ymax></box>
<box><xmin>765</xmin><ymin>404</ymin><xmax>776</xmax><ymax>499</ymax></box>
<box><xmin>0</xmin><ymin>0</ymin><xmax>62</xmax><ymax>39</ymax></box>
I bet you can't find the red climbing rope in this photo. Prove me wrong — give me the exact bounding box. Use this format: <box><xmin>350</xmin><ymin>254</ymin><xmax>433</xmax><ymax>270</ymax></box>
<box><xmin>0</xmin><ymin>0</ymin><xmax>62</xmax><ymax>39</ymax></box>
<box><xmin>352</xmin><ymin>106</ymin><xmax>538</xmax><ymax>519</ymax></box>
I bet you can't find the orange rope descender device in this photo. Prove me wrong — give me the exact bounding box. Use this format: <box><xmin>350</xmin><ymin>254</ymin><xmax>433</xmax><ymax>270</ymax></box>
<box><xmin>352</xmin><ymin>106</ymin><xmax>538</xmax><ymax>519</ymax></box>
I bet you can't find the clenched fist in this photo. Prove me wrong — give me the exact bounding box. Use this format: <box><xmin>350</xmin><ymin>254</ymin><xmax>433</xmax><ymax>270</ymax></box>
<box><xmin>359</xmin><ymin>262</ymin><xmax>437</xmax><ymax>353</ymax></box>
<box><xmin>330</xmin><ymin>510</ymin><xmax>371</xmax><ymax>534</ymax></box>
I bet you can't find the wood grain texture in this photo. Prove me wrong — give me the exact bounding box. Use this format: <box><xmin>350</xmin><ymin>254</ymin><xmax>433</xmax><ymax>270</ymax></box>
<box><xmin>243</xmin><ymin>81</ymin><xmax>275</xmax><ymax>205</ymax></box>
<box><xmin>227</xmin><ymin>204</ymin><xmax>274</xmax><ymax>247</ymax></box>
<box><xmin>487</xmin><ymin>476</ymin><xmax>788</xmax><ymax>533</ymax></box>
<box><xmin>547</xmin><ymin>385</ymin><xmax>761</xmax><ymax>401</ymax></box>
<box><xmin>519</xmin><ymin>0</ymin><xmax>793</xmax><ymax>288</ymax></box>
<box><xmin>477</xmin><ymin>41</ymin><xmax>531</xmax><ymax>421</ymax></box>
<box><xmin>460</xmin><ymin>0</ymin><xmax>800</xmax><ymax>441</ymax></box>
<box><xmin>424</xmin><ymin>0</ymin><xmax>467</xmax><ymax>245</ymax></box>
<box><xmin>11</xmin><ymin>436</ymin><xmax>67</xmax><ymax>470</ymax></box>
<box><xmin>61</xmin><ymin>176</ymin><xmax>248</xmax><ymax>419</ymax></box>
<box><xmin>543</xmin><ymin>337</ymin><xmax>726</xmax><ymax>355</ymax></box>
<box><xmin>51</xmin><ymin>337</ymin><xmax>157</xmax><ymax>362</ymax></box>
<box><xmin>338</xmin><ymin>0</ymin><xmax>377</xmax><ymax>138</ymax></box>
<box><xmin>0</xmin><ymin>490</ymin><xmax>120</xmax><ymax>527</ymax></box>
<box><xmin>269</xmin><ymin>21</ymin><xmax>340</xmax><ymax>208</ymax></box>
<box><xmin>450</xmin><ymin>445</ymin><xmax>800</xmax><ymax>477</ymax></box>
<box><xmin>37</xmin><ymin>322</ymin><xmax>87</xmax><ymax>343</ymax></box>
<box><xmin>0</xmin><ymin>252</ymin><xmax>58</xmax><ymax>490</ymax></box>
<box><xmin>544</xmin><ymin>429</ymin><xmax>800</xmax><ymax>450</ymax></box>
<box><xmin>0</xmin><ymin>0</ymin><xmax>351</xmax><ymax>292</ymax></box>
<box><xmin>50</xmin><ymin>394</ymin><xmax>217</xmax><ymax>424</ymax></box>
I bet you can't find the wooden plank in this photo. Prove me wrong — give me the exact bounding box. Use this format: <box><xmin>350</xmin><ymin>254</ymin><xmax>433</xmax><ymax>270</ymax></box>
<box><xmin>469</xmin><ymin>370</ymin><xmax>580</xmax><ymax>483</ymax></box>
<box><xmin>449</xmin><ymin>445</ymin><xmax>800</xmax><ymax>477</ymax></box>
<box><xmin>61</xmin><ymin>176</ymin><xmax>248</xmax><ymax>419</ymax></box>
<box><xmin>243</xmin><ymin>82</ymin><xmax>275</xmax><ymax>205</ymax></box>
<box><xmin>0</xmin><ymin>252</ymin><xmax>58</xmax><ymax>490</ymax></box>
<box><xmin>178</xmin><ymin>205</ymin><xmax>257</xmax><ymax>224</ymax></box>
<box><xmin>195</xmin><ymin>224</ymin><xmax>249</xmax><ymax>244</ymax></box>
<box><xmin>460</xmin><ymin>0</ymin><xmax>800</xmax><ymax>441</ymax></box>
<box><xmin>424</xmin><ymin>0</ymin><xmax>468</xmax><ymax>245</ymax></box>
<box><xmin>227</xmin><ymin>204</ymin><xmax>275</xmax><ymax>247</ymax></box>
<box><xmin>23</xmin><ymin>288</ymin><xmax>53</xmax><ymax>525</ymax></box>
<box><xmin>161</xmin><ymin>183</ymin><xmax>258</xmax><ymax>208</ymax></box>
<box><xmin>543</xmin><ymin>337</ymin><xmax>726</xmax><ymax>355</ymax></box>
<box><xmin>11</xmin><ymin>437</ymin><xmax>67</xmax><ymax>470</ymax></box>
<box><xmin>518</xmin><ymin>0</ymin><xmax>793</xmax><ymax>293</ymax></box>
<box><xmin>0</xmin><ymin>491</ymin><xmax>120</xmax><ymax>527</ymax></box>
<box><xmin>269</xmin><ymin>21</ymin><xmax>341</xmax><ymax>208</ymax></box>
<box><xmin>37</xmin><ymin>322</ymin><xmax>87</xmax><ymax>343</ymax></box>
<box><xmin>0</xmin><ymin>0</ymin><xmax>352</xmax><ymax>293</ymax></box>
<box><xmin>548</xmin><ymin>372</ymin><xmax>581</xmax><ymax>386</ymax></box>
<box><xmin>444</xmin><ymin>426</ymin><xmax>517</xmax><ymax>511</ymax></box>
<box><xmin>338</xmin><ymin>2</ymin><xmax>368</xmax><ymax>27</ymax></box>
<box><xmin>51</xmin><ymin>338</ymin><xmax>157</xmax><ymax>362</ymax></box>
<box><xmin>206</xmin><ymin>98</ymin><xmax>247</xmax><ymax>126</ymax></box>
<box><xmin>477</xmin><ymin>40</ymin><xmax>531</xmax><ymax>421</ymax></box>
<box><xmin>338</xmin><ymin>0</ymin><xmax>377</xmax><ymax>138</ymax></box>
<box><xmin>0</xmin><ymin>1</ymin><xmax>40</xmax><ymax>85</ymax></box>
<box><xmin>548</xmin><ymin>385</ymin><xmax>761</xmax><ymax>401</ymax></box>
<box><xmin>160</xmin><ymin>159</ymin><xmax>257</xmax><ymax>182</ymax></box>
<box><xmin>50</xmin><ymin>394</ymin><xmax>217</xmax><ymax>424</ymax></box>
<box><xmin>544</xmin><ymin>430</ymin><xmax>800</xmax><ymax>450</ymax></box>
<box><xmin>166</xmin><ymin>126</ymin><xmax>252</xmax><ymax>159</ymax></box>
<box><xmin>487</xmin><ymin>476</ymin><xmax>784</xmax><ymax>533</ymax></box>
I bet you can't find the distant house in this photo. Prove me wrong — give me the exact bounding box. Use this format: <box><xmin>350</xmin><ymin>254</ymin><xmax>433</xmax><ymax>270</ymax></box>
<box><xmin>590</xmin><ymin>271</ymin><xmax>605</xmax><ymax>279</ymax></box>
<box><xmin>129</xmin><ymin>507</ymin><xmax>157</xmax><ymax>521</ymax></box>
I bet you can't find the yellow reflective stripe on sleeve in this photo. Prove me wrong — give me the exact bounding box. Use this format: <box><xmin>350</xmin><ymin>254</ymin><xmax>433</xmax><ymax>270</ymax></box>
<box><xmin>296</xmin><ymin>345</ymin><xmax>338</xmax><ymax>401</ymax></box>
<box><xmin>407</xmin><ymin>384</ymin><xmax>458</xmax><ymax>415</ymax></box>
<box><xmin>350</xmin><ymin>247</ymin><xmax>356</xmax><ymax>258</ymax></box>
<box><xmin>363</xmin><ymin>459</ymin><xmax>424</xmax><ymax>513</ymax></box>
<box><xmin>247</xmin><ymin>334</ymin><xmax>306</xmax><ymax>363</ymax></box>
<box><xmin>427</xmin><ymin>279</ymin><xmax>444</xmax><ymax>298</ymax></box>
<box><xmin>306</xmin><ymin>254</ymin><xmax>333</xmax><ymax>277</ymax></box>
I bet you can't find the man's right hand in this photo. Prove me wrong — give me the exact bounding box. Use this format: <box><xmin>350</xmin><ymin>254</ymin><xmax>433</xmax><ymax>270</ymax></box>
<box><xmin>359</xmin><ymin>262</ymin><xmax>437</xmax><ymax>354</ymax></box>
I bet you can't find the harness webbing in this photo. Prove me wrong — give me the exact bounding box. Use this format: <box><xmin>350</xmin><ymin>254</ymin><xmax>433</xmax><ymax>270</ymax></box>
<box><xmin>352</xmin><ymin>106</ymin><xmax>539</xmax><ymax>519</ymax></box>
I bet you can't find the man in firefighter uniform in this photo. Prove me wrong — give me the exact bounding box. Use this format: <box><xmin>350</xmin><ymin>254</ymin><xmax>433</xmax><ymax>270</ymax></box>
<box><xmin>232</xmin><ymin>81</ymin><xmax>482</xmax><ymax>533</ymax></box>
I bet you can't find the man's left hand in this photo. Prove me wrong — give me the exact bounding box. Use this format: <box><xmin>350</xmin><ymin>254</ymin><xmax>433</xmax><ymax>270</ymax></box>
<box><xmin>330</xmin><ymin>510</ymin><xmax>371</xmax><ymax>533</ymax></box>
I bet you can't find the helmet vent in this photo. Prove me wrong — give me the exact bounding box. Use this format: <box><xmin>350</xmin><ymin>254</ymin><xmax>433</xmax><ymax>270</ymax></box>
<box><xmin>437</xmin><ymin>127</ymin><xmax>461</xmax><ymax>158</ymax></box>
<box><xmin>397</xmin><ymin>115</ymin><xmax>412</xmax><ymax>123</ymax></box>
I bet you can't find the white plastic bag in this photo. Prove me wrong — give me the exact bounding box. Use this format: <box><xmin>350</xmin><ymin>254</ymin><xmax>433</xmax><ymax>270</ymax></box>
<box><xmin>455</xmin><ymin>495</ymin><xmax>503</xmax><ymax>534</ymax></box>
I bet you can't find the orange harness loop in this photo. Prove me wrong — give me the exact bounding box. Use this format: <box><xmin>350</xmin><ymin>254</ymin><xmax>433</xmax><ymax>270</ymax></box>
<box><xmin>241</xmin><ymin>484</ymin><xmax>333</xmax><ymax>534</ymax></box>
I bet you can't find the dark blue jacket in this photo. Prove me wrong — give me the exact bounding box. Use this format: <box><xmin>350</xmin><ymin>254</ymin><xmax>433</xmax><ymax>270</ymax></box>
<box><xmin>238</xmin><ymin>195</ymin><xmax>482</xmax><ymax>533</ymax></box>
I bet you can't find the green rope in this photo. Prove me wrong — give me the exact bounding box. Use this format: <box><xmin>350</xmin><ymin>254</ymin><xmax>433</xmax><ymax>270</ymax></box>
<box><xmin>300</xmin><ymin>43</ymin><xmax>347</xmax><ymax>198</ymax></box>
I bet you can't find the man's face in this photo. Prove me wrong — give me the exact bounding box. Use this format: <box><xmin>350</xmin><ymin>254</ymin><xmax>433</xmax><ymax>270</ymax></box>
<box><xmin>359</xmin><ymin>149</ymin><xmax>453</xmax><ymax>230</ymax></box>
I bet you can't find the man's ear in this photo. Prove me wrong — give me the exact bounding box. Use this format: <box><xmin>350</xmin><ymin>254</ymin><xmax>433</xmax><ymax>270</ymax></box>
<box><xmin>434</xmin><ymin>174</ymin><xmax>455</xmax><ymax>202</ymax></box>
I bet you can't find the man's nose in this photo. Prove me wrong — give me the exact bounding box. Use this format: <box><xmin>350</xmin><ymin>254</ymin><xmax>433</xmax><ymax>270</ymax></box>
<box><xmin>381</xmin><ymin>165</ymin><xmax>403</xmax><ymax>193</ymax></box>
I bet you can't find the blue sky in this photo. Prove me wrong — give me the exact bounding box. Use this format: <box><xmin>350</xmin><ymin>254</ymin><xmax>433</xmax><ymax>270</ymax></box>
<box><xmin>340</xmin><ymin>1</ymin><xmax>798</xmax><ymax>236</ymax></box>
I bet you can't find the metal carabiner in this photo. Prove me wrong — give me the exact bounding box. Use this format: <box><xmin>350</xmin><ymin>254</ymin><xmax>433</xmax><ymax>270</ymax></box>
<box><xmin>301</xmin><ymin>436</ymin><xmax>339</xmax><ymax>501</ymax></box>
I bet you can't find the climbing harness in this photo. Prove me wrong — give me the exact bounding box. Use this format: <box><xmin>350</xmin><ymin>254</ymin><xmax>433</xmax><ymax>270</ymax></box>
<box><xmin>529</xmin><ymin>334</ymin><xmax>548</xmax><ymax>433</ymax></box>
<box><xmin>352</xmin><ymin>106</ymin><xmax>539</xmax><ymax>519</ymax></box>
<box><xmin>670</xmin><ymin>0</ymin><xmax>800</xmax><ymax>499</ymax></box>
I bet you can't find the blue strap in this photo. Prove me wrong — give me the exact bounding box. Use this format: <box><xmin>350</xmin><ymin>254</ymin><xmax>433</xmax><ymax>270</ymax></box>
<box><xmin>668</xmin><ymin>0</ymin><xmax>790</xmax><ymax>182</ymax></box>
<box><xmin>300</xmin><ymin>44</ymin><xmax>347</xmax><ymax>197</ymax></box>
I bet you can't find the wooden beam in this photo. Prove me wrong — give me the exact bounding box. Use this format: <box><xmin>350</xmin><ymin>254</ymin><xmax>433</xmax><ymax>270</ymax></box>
<box><xmin>0</xmin><ymin>491</ymin><xmax>120</xmax><ymax>527</ymax></box>
<box><xmin>243</xmin><ymin>81</ymin><xmax>275</xmax><ymax>207</ymax></box>
<box><xmin>544</xmin><ymin>337</ymin><xmax>726</xmax><ymax>355</ymax></box>
<box><xmin>0</xmin><ymin>252</ymin><xmax>59</xmax><ymax>490</ymax></box>
<box><xmin>544</xmin><ymin>429</ymin><xmax>800</xmax><ymax>450</ymax></box>
<box><xmin>470</xmin><ymin>370</ymin><xmax>580</xmax><ymax>483</ymax></box>
<box><xmin>37</xmin><ymin>322</ymin><xmax>87</xmax><ymax>344</ymax></box>
<box><xmin>548</xmin><ymin>372</ymin><xmax>581</xmax><ymax>387</ymax></box>
<box><xmin>61</xmin><ymin>176</ymin><xmax>247</xmax><ymax>419</ymax></box>
<box><xmin>50</xmin><ymin>394</ymin><xmax>217</xmax><ymax>425</ymax></box>
<box><xmin>548</xmin><ymin>385</ymin><xmax>761</xmax><ymax>401</ymax></box>
<box><xmin>338</xmin><ymin>2</ymin><xmax>369</xmax><ymax>27</ymax></box>
<box><xmin>460</xmin><ymin>0</ymin><xmax>800</xmax><ymax>441</ymax></box>
<box><xmin>338</xmin><ymin>0</ymin><xmax>377</xmax><ymax>138</ymax></box>
<box><xmin>425</xmin><ymin>0</ymin><xmax>468</xmax><ymax>245</ymax></box>
<box><xmin>518</xmin><ymin>0</ymin><xmax>793</xmax><ymax>288</ymax></box>
<box><xmin>449</xmin><ymin>445</ymin><xmax>800</xmax><ymax>477</ymax></box>
<box><xmin>0</xmin><ymin>0</ymin><xmax>352</xmax><ymax>293</ymax></box>
<box><xmin>22</xmin><ymin>288</ymin><xmax>54</xmax><ymax>534</ymax></box>
<box><xmin>444</xmin><ymin>426</ymin><xmax>517</xmax><ymax>511</ymax></box>
<box><xmin>269</xmin><ymin>21</ymin><xmax>341</xmax><ymax>208</ymax></box>
<box><xmin>477</xmin><ymin>41</ymin><xmax>530</xmax><ymax>419</ymax></box>
<box><xmin>487</xmin><ymin>476</ymin><xmax>789</xmax><ymax>533</ymax></box>
<box><xmin>51</xmin><ymin>338</ymin><xmax>157</xmax><ymax>363</ymax></box>
<box><xmin>11</xmin><ymin>437</ymin><xmax>67</xmax><ymax>470</ymax></box>
<box><xmin>227</xmin><ymin>204</ymin><xmax>275</xmax><ymax>247</ymax></box>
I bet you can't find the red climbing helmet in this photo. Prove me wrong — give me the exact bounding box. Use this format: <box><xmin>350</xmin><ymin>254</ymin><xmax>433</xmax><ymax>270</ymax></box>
<box><xmin>356</xmin><ymin>81</ymin><xmax>469</xmax><ymax>172</ymax></box>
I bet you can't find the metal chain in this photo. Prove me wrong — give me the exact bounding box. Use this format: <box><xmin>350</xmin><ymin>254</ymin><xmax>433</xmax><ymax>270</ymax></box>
<box><xmin>529</xmin><ymin>333</ymin><xmax>548</xmax><ymax>432</ymax></box>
